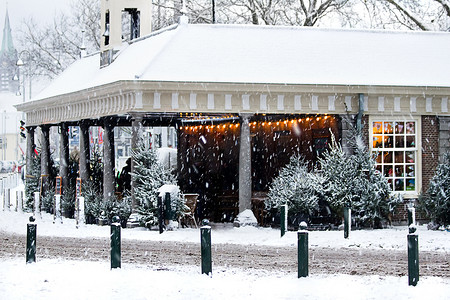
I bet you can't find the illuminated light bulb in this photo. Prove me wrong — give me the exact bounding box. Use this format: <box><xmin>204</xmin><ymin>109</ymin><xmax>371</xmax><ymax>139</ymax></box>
<box><xmin>316</xmin><ymin>117</ymin><xmax>320</xmax><ymax>121</ymax></box>
<box><xmin>268</xmin><ymin>122</ymin><xmax>272</xmax><ymax>126</ymax></box>
<box><xmin>306</xmin><ymin>117</ymin><xmax>310</xmax><ymax>121</ymax></box>
<box><xmin>276</xmin><ymin>122</ymin><xmax>280</xmax><ymax>126</ymax></box>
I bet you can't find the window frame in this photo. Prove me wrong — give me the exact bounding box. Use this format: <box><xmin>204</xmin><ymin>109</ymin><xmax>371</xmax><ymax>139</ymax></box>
<box><xmin>369</xmin><ymin>115</ymin><xmax>421</xmax><ymax>198</ymax></box>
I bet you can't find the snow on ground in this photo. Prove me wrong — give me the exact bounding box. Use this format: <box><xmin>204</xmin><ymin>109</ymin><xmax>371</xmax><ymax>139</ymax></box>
<box><xmin>0</xmin><ymin>209</ymin><xmax>448</xmax><ymax>252</ymax></box>
<box><xmin>0</xmin><ymin>258</ymin><xmax>449</xmax><ymax>300</ymax></box>
<box><xmin>1</xmin><ymin>183</ymin><xmax>450</xmax><ymax>299</ymax></box>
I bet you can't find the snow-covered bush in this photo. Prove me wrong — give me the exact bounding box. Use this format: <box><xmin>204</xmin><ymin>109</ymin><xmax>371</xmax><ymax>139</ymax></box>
<box><xmin>132</xmin><ymin>138</ymin><xmax>185</xmax><ymax>227</ymax></box>
<box><xmin>419</xmin><ymin>152</ymin><xmax>450</xmax><ymax>227</ymax></box>
<box><xmin>319</xmin><ymin>130</ymin><xmax>400</xmax><ymax>228</ymax></box>
<box><xmin>266</xmin><ymin>154</ymin><xmax>324</xmax><ymax>217</ymax></box>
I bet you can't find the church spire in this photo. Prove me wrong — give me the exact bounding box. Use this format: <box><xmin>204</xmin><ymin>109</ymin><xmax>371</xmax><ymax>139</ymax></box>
<box><xmin>1</xmin><ymin>7</ymin><xmax>15</xmax><ymax>55</ymax></box>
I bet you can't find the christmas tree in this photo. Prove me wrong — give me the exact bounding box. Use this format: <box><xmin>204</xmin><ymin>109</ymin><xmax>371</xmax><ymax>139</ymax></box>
<box><xmin>266</xmin><ymin>154</ymin><xmax>323</xmax><ymax>217</ymax></box>
<box><xmin>319</xmin><ymin>129</ymin><xmax>399</xmax><ymax>227</ymax></box>
<box><xmin>419</xmin><ymin>152</ymin><xmax>450</xmax><ymax>227</ymax></box>
<box><xmin>131</xmin><ymin>138</ymin><xmax>185</xmax><ymax>227</ymax></box>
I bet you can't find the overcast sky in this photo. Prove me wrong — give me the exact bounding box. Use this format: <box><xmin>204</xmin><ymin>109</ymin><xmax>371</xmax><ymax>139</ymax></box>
<box><xmin>0</xmin><ymin>0</ymin><xmax>72</xmax><ymax>43</ymax></box>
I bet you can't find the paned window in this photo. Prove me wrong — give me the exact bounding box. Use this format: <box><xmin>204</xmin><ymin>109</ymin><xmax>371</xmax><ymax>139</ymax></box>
<box><xmin>372</xmin><ymin>120</ymin><xmax>417</xmax><ymax>192</ymax></box>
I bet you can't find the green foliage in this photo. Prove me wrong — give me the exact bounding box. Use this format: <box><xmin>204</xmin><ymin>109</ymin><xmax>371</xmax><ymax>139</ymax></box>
<box><xmin>266</xmin><ymin>154</ymin><xmax>323</xmax><ymax>216</ymax></box>
<box><xmin>25</xmin><ymin>153</ymin><xmax>40</xmax><ymax>211</ymax></box>
<box><xmin>320</xmin><ymin>130</ymin><xmax>400</xmax><ymax>227</ymax></box>
<box><xmin>419</xmin><ymin>152</ymin><xmax>450</xmax><ymax>227</ymax></box>
<box><xmin>132</xmin><ymin>138</ymin><xmax>186</xmax><ymax>226</ymax></box>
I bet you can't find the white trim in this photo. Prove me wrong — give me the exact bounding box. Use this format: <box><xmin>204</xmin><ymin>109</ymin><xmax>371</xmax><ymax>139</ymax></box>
<box><xmin>277</xmin><ymin>95</ymin><xmax>284</xmax><ymax>111</ymax></box>
<box><xmin>225</xmin><ymin>94</ymin><xmax>232</xmax><ymax>110</ymax></box>
<box><xmin>172</xmin><ymin>93</ymin><xmax>179</xmax><ymax>109</ymax></box>
<box><xmin>394</xmin><ymin>97</ymin><xmax>401</xmax><ymax>112</ymax></box>
<box><xmin>442</xmin><ymin>97</ymin><xmax>448</xmax><ymax>113</ymax></box>
<box><xmin>410</xmin><ymin>97</ymin><xmax>417</xmax><ymax>113</ymax></box>
<box><xmin>135</xmin><ymin>91</ymin><xmax>143</xmax><ymax>109</ymax></box>
<box><xmin>311</xmin><ymin>95</ymin><xmax>318</xmax><ymax>111</ymax></box>
<box><xmin>364</xmin><ymin>96</ymin><xmax>369</xmax><ymax>112</ymax></box>
<box><xmin>190</xmin><ymin>93</ymin><xmax>197</xmax><ymax>110</ymax></box>
<box><xmin>378</xmin><ymin>96</ymin><xmax>384</xmax><ymax>112</ymax></box>
<box><xmin>328</xmin><ymin>95</ymin><xmax>336</xmax><ymax>111</ymax></box>
<box><xmin>260</xmin><ymin>94</ymin><xmax>267</xmax><ymax>111</ymax></box>
<box><xmin>294</xmin><ymin>95</ymin><xmax>302</xmax><ymax>111</ymax></box>
<box><xmin>242</xmin><ymin>94</ymin><xmax>250</xmax><ymax>110</ymax></box>
<box><xmin>369</xmin><ymin>115</ymin><xmax>422</xmax><ymax>198</ymax></box>
<box><xmin>153</xmin><ymin>92</ymin><xmax>161</xmax><ymax>109</ymax></box>
<box><xmin>344</xmin><ymin>96</ymin><xmax>352</xmax><ymax>111</ymax></box>
<box><xmin>426</xmin><ymin>97</ymin><xmax>432</xmax><ymax>113</ymax></box>
<box><xmin>207</xmin><ymin>93</ymin><xmax>215</xmax><ymax>110</ymax></box>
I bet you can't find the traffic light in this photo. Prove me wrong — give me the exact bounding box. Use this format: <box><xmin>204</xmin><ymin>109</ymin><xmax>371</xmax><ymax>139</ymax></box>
<box><xmin>19</xmin><ymin>120</ymin><xmax>26</xmax><ymax>139</ymax></box>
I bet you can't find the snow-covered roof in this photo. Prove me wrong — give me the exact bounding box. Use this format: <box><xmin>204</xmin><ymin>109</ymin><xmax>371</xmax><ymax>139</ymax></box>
<box><xmin>35</xmin><ymin>22</ymin><xmax>450</xmax><ymax>101</ymax></box>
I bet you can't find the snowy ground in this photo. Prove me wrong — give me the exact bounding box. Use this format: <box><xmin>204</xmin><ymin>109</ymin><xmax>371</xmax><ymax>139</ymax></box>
<box><xmin>1</xmin><ymin>184</ymin><xmax>450</xmax><ymax>299</ymax></box>
<box><xmin>1</xmin><ymin>258</ymin><xmax>449</xmax><ymax>300</ymax></box>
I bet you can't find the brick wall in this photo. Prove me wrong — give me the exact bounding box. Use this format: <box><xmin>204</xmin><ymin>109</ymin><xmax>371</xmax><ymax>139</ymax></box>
<box><xmin>421</xmin><ymin>116</ymin><xmax>439</xmax><ymax>193</ymax></box>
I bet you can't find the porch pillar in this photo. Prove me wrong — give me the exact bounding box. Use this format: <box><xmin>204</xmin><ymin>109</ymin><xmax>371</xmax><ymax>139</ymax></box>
<box><xmin>40</xmin><ymin>125</ymin><xmax>51</xmax><ymax>196</ymax></box>
<box><xmin>239</xmin><ymin>114</ymin><xmax>252</xmax><ymax>213</ymax></box>
<box><xmin>103</xmin><ymin>119</ymin><xmax>115</xmax><ymax>200</ymax></box>
<box><xmin>79</xmin><ymin>121</ymin><xmax>90</xmax><ymax>183</ymax></box>
<box><xmin>59</xmin><ymin>123</ymin><xmax>69</xmax><ymax>195</ymax></box>
<box><xmin>130</xmin><ymin>114</ymin><xmax>143</xmax><ymax>211</ymax></box>
<box><xmin>26</xmin><ymin>126</ymin><xmax>35</xmax><ymax>177</ymax></box>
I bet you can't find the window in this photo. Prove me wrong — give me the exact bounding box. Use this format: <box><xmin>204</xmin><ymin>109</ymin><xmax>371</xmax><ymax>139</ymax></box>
<box><xmin>371</xmin><ymin>120</ymin><xmax>418</xmax><ymax>193</ymax></box>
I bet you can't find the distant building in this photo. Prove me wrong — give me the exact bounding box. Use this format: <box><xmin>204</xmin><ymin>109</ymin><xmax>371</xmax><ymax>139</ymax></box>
<box><xmin>0</xmin><ymin>8</ymin><xmax>23</xmax><ymax>162</ymax></box>
<box><xmin>0</xmin><ymin>8</ymin><xmax>18</xmax><ymax>94</ymax></box>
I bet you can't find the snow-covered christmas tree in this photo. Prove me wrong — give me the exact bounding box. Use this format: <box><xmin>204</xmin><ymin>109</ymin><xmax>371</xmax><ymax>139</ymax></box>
<box><xmin>131</xmin><ymin>137</ymin><xmax>185</xmax><ymax>227</ymax></box>
<box><xmin>266</xmin><ymin>154</ymin><xmax>323</xmax><ymax>217</ymax></box>
<box><xmin>319</xmin><ymin>128</ymin><xmax>399</xmax><ymax>228</ymax></box>
<box><xmin>419</xmin><ymin>151</ymin><xmax>450</xmax><ymax>227</ymax></box>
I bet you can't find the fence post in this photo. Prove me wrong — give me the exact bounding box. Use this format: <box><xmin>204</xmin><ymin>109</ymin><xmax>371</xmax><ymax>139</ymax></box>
<box><xmin>5</xmin><ymin>188</ymin><xmax>10</xmax><ymax>211</ymax></box>
<box><xmin>34</xmin><ymin>192</ymin><xmax>40</xmax><ymax>218</ymax></box>
<box><xmin>280</xmin><ymin>204</ymin><xmax>288</xmax><ymax>237</ymax></box>
<box><xmin>201</xmin><ymin>219</ymin><xmax>212</xmax><ymax>275</ymax></box>
<box><xmin>157</xmin><ymin>195</ymin><xmax>164</xmax><ymax>234</ymax></box>
<box><xmin>297</xmin><ymin>221</ymin><xmax>309</xmax><ymax>278</ymax></box>
<box><xmin>344</xmin><ymin>206</ymin><xmax>351</xmax><ymax>239</ymax></box>
<box><xmin>407</xmin><ymin>225</ymin><xmax>419</xmax><ymax>286</ymax></box>
<box><xmin>110</xmin><ymin>216</ymin><xmax>121</xmax><ymax>269</ymax></box>
<box><xmin>407</xmin><ymin>204</ymin><xmax>415</xmax><ymax>227</ymax></box>
<box><xmin>26</xmin><ymin>216</ymin><xmax>37</xmax><ymax>264</ymax></box>
<box><xmin>54</xmin><ymin>194</ymin><xmax>62</xmax><ymax>223</ymax></box>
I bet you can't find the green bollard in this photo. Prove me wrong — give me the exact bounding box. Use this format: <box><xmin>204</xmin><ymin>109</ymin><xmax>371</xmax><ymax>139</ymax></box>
<box><xmin>344</xmin><ymin>206</ymin><xmax>351</xmax><ymax>239</ymax></box>
<box><xmin>110</xmin><ymin>216</ymin><xmax>121</xmax><ymax>269</ymax></box>
<box><xmin>280</xmin><ymin>204</ymin><xmax>287</xmax><ymax>237</ymax></box>
<box><xmin>200</xmin><ymin>219</ymin><xmax>212</xmax><ymax>275</ymax></box>
<box><xmin>158</xmin><ymin>195</ymin><xmax>164</xmax><ymax>234</ymax></box>
<box><xmin>407</xmin><ymin>225</ymin><xmax>419</xmax><ymax>286</ymax></box>
<box><xmin>297</xmin><ymin>221</ymin><xmax>308</xmax><ymax>278</ymax></box>
<box><xmin>26</xmin><ymin>216</ymin><xmax>37</xmax><ymax>264</ymax></box>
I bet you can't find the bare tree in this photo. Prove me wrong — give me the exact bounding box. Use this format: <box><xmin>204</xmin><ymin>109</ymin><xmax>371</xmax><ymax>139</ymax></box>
<box><xmin>17</xmin><ymin>0</ymin><xmax>100</xmax><ymax>79</ymax></box>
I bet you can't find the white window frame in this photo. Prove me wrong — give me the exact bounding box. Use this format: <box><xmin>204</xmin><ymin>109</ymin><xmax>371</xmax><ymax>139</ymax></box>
<box><xmin>369</xmin><ymin>116</ymin><xmax>421</xmax><ymax>198</ymax></box>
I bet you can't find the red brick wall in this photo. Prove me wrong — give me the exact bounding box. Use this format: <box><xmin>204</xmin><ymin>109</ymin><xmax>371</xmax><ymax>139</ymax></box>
<box><xmin>421</xmin><ymin>116</ymin><xmax>439</xmax><ymax>193</ymax></box>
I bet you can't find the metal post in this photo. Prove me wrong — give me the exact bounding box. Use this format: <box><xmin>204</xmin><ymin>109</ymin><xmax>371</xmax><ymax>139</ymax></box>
<box><xmin>408</xmin><ymin>225</ymin><xmax>419</xmax><ymax>286</ymax></box>
<box><xmin>344</xmin><ymin>206</ymin><xmax>351</xmax><ymax>239</ymax></box>
<box><xmin>110</xmin><ymin>216</ymin><xmax>121</xmax><ymax>269</ymax></box>
<box><xmin>5</xmin><ymin>188</ymin><xmax>10</xmax><ymax>210</ymax></box>
<box><xmin>34</xmin><ymin>191</ymin><xmax>40</xmax><ymax>218</ymax></box>
<box><xmin>164</xmin><ymin>192</ymin><xmax>172</xmax><ymax>221</ymax></box>
<box><xmin>54</xmin><ymin>195</ymin><xmax>62</xmax><ymax>223</ymax></box>
<box><xmin>26</xmin><ymin>216</ymin><xmax>37</xmax><ymax>263</ymax></box>
<box><xmin>407</xmin><ymin>205</ymin><xmax>415</xmax><ymax>227</ymax></box>
<box><xmin>297</xmin><ymin>222</ymin><xmax>309</xmax><ymax>278</ymax></box>
<box><xmin>280</xmin><ymin>204</ymin><xmax>287</xmax><ymax>237</ymax></box>
<box><xmin>201</xmin><ymin>220</ymin><xmax>212</xmax><ymax>275</ymax></box>
<box><xmin>158</xmin><ymin>195</ymin><xmax>164</xmax><ymax>234</ymax></box>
